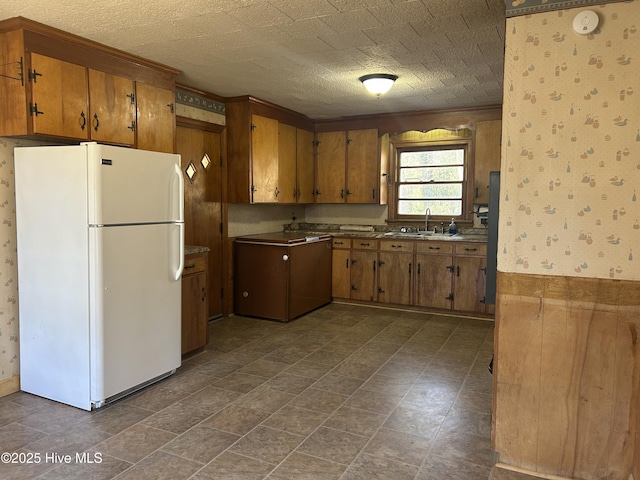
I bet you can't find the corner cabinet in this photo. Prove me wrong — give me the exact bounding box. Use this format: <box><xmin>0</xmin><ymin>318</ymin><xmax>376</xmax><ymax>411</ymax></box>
<box><xmin>226</xmin><ymin>96</ymin><xmax>315</xmax><ymax>204</ymax></box>
<box><xmin>0</xmin><ymin>17</ymin><xmax>178</xmax><ymax>152</ymax></box>
<box><xmin>315</xmin><ymin>129</ymin><xmax>381</xmax><ymax>204</ymax></box>
<box><xmin>181</xmin><ymin>252</ymin><xmax>209</xmax><ymax>356</ymax></box>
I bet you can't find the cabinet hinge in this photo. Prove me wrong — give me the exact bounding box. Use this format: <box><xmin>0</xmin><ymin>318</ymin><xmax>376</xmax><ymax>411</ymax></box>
<box><xmin>127</xmin><ymin>93</ymin><xmax>135</xmax><ymax>104</ymax></box>
<box><xmin>250</xmin><ymin>123</ymin><xmax>256</xmax><ymax>131</ymax></box>
<box><xmin>167</xmin><ymin>103</ymin><xmax>175</xmax><ymax>113</ymax></box>
<box><xmin>29</xmin><ymin>103</ymin><xmax>43</xmax><ymax>116</ymax></box>
<box><xmin>312</xmin><ymin>140</ymin><xmax>320</xmax><ymax>146</ymax></box>
<box><xmin>127</xmin><ymin>120</ymin><xmax>136</xmax><ymax>132</ymax></box>
<box><xmin>28</xmin><ymin>69</ymin><xmax>42</xmax><ymax>83</ymax></box>
<box><xmin>0</xmin><ymin>57</ymin><xmax>25</xmax><ymax>85</ymax></box>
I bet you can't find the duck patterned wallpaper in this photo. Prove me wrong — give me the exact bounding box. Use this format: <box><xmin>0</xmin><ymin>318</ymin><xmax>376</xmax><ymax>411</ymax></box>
<box><xmin>500</xmin><ymin>1</ymin><xmax>640</xmax><ymax>280</ymax></box>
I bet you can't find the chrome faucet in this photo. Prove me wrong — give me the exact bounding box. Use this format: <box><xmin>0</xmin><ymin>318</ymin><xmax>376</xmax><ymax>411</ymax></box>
<box><xmin>424</xmin><ymin>208</ymin><xmax>431</xmax><ymax>233</ymax></box>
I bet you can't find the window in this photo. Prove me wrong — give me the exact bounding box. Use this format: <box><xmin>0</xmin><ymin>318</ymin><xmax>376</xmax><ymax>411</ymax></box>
<box><xmin>396</xmin><ymin>144</ymin><xmax>468</xmax><ymax>218</ymax></box>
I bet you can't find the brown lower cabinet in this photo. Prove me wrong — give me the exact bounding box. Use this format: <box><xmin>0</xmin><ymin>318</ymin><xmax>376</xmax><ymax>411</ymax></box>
<box><xmin>181</xmin><ymin>252</ymin><xmax>209</xmax><ymax>356</ymax></box>
<box><xmin>332</xmin><ymin>237</ymin><xmax>489</xmax><ymax>314</ymax></box>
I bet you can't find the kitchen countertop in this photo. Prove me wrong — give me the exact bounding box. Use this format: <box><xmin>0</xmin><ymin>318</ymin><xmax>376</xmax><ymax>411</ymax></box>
<box><xmin>235</xmin><ymin>232</ymin><xmax>332</xmax><ymax>245</ymax></box>
<box><xmin>282</xmin><ymin>223</ymin><xmax>488</xmax><ymax>243</ymax></box>
<box><xmin>287</xmin><ymin>230</ymin><xmax>488</xmax><ymax>243</ymax></box>
<box><xmin>185</xmin><ymin>245</ymin><xmax>210</xmax><ymax>255</ymax></box>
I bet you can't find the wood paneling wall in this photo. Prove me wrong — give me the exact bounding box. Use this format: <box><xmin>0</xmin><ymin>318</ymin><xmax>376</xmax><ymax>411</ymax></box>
<box><xmin>492</xmin><ymin>272</ymin><xmax>640</xmax><ymax>480</ymax></box>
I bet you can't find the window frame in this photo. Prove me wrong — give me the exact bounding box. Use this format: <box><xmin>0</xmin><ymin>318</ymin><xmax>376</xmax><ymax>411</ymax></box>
<box><xmin>387</xmin><ymin>138</ymin><xmax>474</xmax><ymax>225</ymax></box>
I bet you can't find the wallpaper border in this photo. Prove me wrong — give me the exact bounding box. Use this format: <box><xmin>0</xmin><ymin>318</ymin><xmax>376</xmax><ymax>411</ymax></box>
<box><xmin>505</xmin><ymin>0</ymin><xmax>625</xmax><ymax>17</ymax></box>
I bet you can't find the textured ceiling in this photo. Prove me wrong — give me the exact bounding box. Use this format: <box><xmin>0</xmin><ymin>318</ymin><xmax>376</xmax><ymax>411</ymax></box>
<box><xmin>0</xmin><ymin>0</ymin><xmax>506</xmax><ymax>119</ymax></box>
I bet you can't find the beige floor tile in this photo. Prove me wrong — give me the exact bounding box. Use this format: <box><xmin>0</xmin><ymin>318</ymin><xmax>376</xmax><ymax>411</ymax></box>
<box><xmin>161</xmin><ymin>425</ymin><xmax>239</xmax><ymax>463</ymax></box>
<box><xmin>233</xmin><ymin>386</ymin><xmax>295</xmax><ymax>413</ymax></box>
<box><xmin>193</xmin><ymin>451</ymin><xmax>274</xmax><ymax>479</ymax></box>
<box><xmin>96</xmin><ymin>423</ymin><xmax>176</xmax><ymax>463</ymax></box>
<box><xmin>200</xmin><ymin>404</ymin><xmax>270</xmax><ymax>435</ymax></box>
<box><xmin>363</xmin><ymin>427</ymin><xmax>431</xmax><ymax>466</ymax></box>
<box><xmin>263</xmin><ymin>372</ymin><xmax>316</xmax><ymax>394</ymax></box>
<box><xmin>37</xmin><ymin>452</ymin><xmax>131</xmax><ymax>480</ymax></box>
<box><xmin>322</xmin><ymin>406</ymin><xmax>387</xmax><ymax>437</ymax></box>
<box><xmin>341</xmin><ymin>452</ymin><xmax>419</xmax><ymax>480</ymax></box>
<box><xmin>311</xmin><ymin>373</ymin><xmax>364</xmax><ymax>396</ymax></box>
<box><xmin>0</xmin><ymin>422</ymin><xmax>48</xmax><ymax>452</ymax></box>
<box><xmin>141</xmin><ymin>403</ymin><xmax>211</xmax><ymax>434</ymax></box>
<box><xmin>179</xmin><ymin>386</ymin><xmax>242</xmax><ymax>414</ymax></box>
<box><xmin>228</xmin><ymin>425</ymin><xmax>304</xmax><ymax>464</ymax></box>
<box><xmin>417</xmin><ymin>453</ymin><xmax>492</xmax><ymax>480</ymax></box>
<box><xmin>296</xmin><ymin>426</ymin><xmax>369</xmax><ymax>465</ymax></box>
<box><xmin>114</xmin><ymin>450</ymin><xmax>202</xmax><ymax>479</ymax></box>
<box><xmin>268</xmin><ymin>452</ymin><xmax>346</xmax><ymax>480</ymax></box>
<box><xmin>287</xmin><ymin>388</ymin><xmax>348</xmax><ymax>414</ymax></box>
<box><xmin>261</xmin><ymin>406</ymin><xmax>328</xmax><ymax>436</ymax></box>
<box><xmin>212</xmin><ymin>372</ymin><xmax>267</xmax><ymax>393</ymax></box>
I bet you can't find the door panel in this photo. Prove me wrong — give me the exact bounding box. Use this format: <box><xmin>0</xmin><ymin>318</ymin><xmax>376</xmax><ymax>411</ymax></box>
<box><xmin>30</xmin><ymin>53</ymin><xmax>89</xmax><ymax>139</ymax></box>
<box><xmin>176</xmin><ymin>126</ymin><xmax>223</xmax><ymax>318</ymax></box>
<box><xmin>88</xmin><ymin>69</ymin><xmax>135</xmax><ymax>145</ymax></box>
<box><xmin>351</xmin><ymin>250</ymin><xmax>376</xmax><ymax>302</ymax></box>
<box><xmin>415</xmin><ymin>254</ymin><xmax>453</xmax><ymax>310</ymax></box>
<box><xmin>316</xmin><ymin>131</ymin><xmax>346</xmax><ymax>203</ymax></box>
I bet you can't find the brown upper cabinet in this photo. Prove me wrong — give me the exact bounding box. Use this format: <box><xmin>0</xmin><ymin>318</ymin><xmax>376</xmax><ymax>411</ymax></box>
<box><xmin>315</xmin><ymin>129</ymin><xmax>380</xmax><ymax>204</ymax></box>
<box><xmin>226</xmin><ymin>96</ymin><xmax>315</xmax><ymax>204</ymax></box>
<box><xmin>0</xmin><ymin>17</ymin><xmax>179</xmax><ymax>152</ymax></box>
<box><xmin>473</xmin><ymin>119</ymin><xmax>502</xmax><ymax>204</ymax></box>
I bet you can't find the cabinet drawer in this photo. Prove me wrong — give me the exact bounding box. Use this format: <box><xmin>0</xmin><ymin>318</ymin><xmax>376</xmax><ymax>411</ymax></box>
<box><xmin>351</xmin><ymin>238</ymin><xmax>378</xmax><ymax>250</ymax></box>
<box><xmin>379</xmin><ymin>240</ymin><xmax>415</xmax><ymax>252</ymax></box>
<box><xmin>183</xmin><ymin>254</ymin><xmax>207</xmax><ymax>276</ymax></box>
<box><xmin>332</xmin><ymin>238</ymin><xmax>351</xmax><ymax>249</ymax></box>
<box><xmin>415</xmin><ymin>241</ymin><xmax>453</xmax><ymax>255</ymax></box>
<box><xmin>455</xmin><ymin>243</ymin><xmax>487</xmax><ymax>257</ymax></box>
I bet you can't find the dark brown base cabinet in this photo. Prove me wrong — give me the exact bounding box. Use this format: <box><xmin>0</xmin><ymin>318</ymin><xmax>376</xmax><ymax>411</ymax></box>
<box><xmin>234</xmin><ymin>233</ymin><xmax>332</xmax><ymax>321</ymax></box>
<box><xmin>181</xmin><ymin>252</ymin><xmax>208</xmax><ymax>356</ymax></box>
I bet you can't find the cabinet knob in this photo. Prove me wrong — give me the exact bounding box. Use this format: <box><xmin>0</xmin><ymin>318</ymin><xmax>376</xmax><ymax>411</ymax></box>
<box><xmin>201</xmin><ymin>287</ymin><xmax>206</xmax><ymax>302</ymax></box>
<box><xmin>282</xmin><ymin>255</ymin><xmax>289</xmax><ymax>261</ymax></box>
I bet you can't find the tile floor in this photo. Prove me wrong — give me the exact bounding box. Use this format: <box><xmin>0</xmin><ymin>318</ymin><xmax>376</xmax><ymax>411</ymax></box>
<box><xmin>0</xmin><ymin>303</ymin><xmax>511</xmax><ymax>480</ymax></box>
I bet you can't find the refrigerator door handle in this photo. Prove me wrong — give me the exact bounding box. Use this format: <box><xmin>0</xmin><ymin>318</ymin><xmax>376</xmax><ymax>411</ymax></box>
<box><xmin>173</xmin><ymin>163</ymin><xmax>184</xmax><ymax>222</ymax></box>
<box><xmin>174</xmin><ymin>222</ymin><xmax>184</xmax><ymax>281</ymax></box>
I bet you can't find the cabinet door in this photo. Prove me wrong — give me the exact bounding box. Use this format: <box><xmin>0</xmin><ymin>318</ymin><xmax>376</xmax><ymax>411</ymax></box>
<box><xmin>30</xmin><ymin>53</ymin><xmax>89</xmax><ymax>139</ymax></box>
<box><xmin>415</xmin><ymin>254</ymin><xmax>453</xmax><ymax>310</ymax></box>
<box><xmin>316</xmin><ymin>131</ymin><xmax>346</xmax><ymax>203</ymax></box>
<box><xmin>453</xmin><ymin>256</ymin><xmax>487</xmax><ymax>313</ymax></box>
<box><xmin>88</xmin><ymin>69</ymin><xmax>135</xmax><ymax>145</ymax></box>
<box><xmin>346</xmin><ymin>129</ymin><xmax>379</xmax><ymax>203</ymax></box>
<box><xmin>377</xmin><ymin>252</ymin><xmax>413</xmax><ymax>305</ymax></box>
<box><xmin>278</xmin><ymin>122</ymin><xmax>297</xmax><ymax>203</ymax></box>
<box><xmin>136</xmin><ymin>82</ymin><xmax>175</xmax><ymax>153</ymax></box>
<box><xmin>296</xmin><ymin>128</ymin><xmax>315</xmax><ymax>203</ymax></box>
<box><xmin>474</xmin><ymin>120</ymin><xmax>501</xmax><ymax>204</ymax></box>
<box><xmin>251</xmin><ymin>114</ymin><xmax>279</xmax><ymax>202</ymax></box>
<box><xmin>181</xmin><ymin>271</ymin><xmax>207</xmax><ymax>355</ymax></box>
<box><xmin>350</xmin><ymin>250</ymin><xmax>376</xmax><ymax>302</ymax></box>
<box><xmin>331</xmin><ymin>248</ymin><xmax>351</xmax><ymax>299</ymax></box>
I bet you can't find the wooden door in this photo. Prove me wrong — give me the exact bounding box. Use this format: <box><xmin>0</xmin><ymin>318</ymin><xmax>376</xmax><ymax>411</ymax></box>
<box><xmin>350</xmin><ymin>250</ymin><xmax>377</xmax><ymax>302</ymax></box>
<box><xmin>474</xmin><ymin>119</ymin><xmax>502</xmax><ymax>204</ymax></box>
<box><xmin>30</xmin><ymin>53</ymin><xmax>88</xmax><ymax>139</ymax></box>
<box><xmin>136</xmin><ymin>82</ymin><xmax>175</xmax><ymax>153</ymax></box>
<box><xmin>453</xmin><ymin>256</ymin><xmax>487</xmax><ymax>313</ymax></box>
<box><xmin>316</xmin><ymin>131</ymin><xmax>346</xmax><ymax>203</ymax></box>
<box><xmin>176</xmin><ymin>126</ymin><xmax>224</xmax><ymax>318</ymax></box>
<box><xmin>346</xmin><ymin>129</ymin><xmax>379</xmax><ymax>203</ymax></box>
<box><xmin>277</xmin><ymin>122</ymin><xmax>297</xmax><ymax>203</ymax></box>
<box><xmin>377</xmin><ymin>252</ymin><xmax>413</xmax><ymax>305</ymax></box>
<box><xmin>296</xmin><ymin>128</ymin><xmax>315</xmax><ymax>203</ymax></box>
<box><xmin>88</xmin><ymin>69</ymin><xmax>135</xmax><ymax>145</ymax></box>
<box><xmin>415</xmin><ymin>254</ymin><xmax>453</xmax><ymax>310</ymax></box>
<box><xmin>331</xmin><ymin>248</ymin><xmax>351</xmax><ymax>299</ymax></box>
<box><xmin>251</xmin><ymin>114</ymin><xmax>279</xmax><ymax>202</ymax></box>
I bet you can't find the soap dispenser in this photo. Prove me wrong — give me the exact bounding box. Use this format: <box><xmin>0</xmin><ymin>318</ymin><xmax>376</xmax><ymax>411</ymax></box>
<box><xmin>448</xmin><ymin>218</ymin><xmax>458</xmax><ymax>235</ymax></box>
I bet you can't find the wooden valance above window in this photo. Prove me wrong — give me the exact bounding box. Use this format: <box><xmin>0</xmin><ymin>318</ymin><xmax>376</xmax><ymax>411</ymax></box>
<box><xmin>506</xmin><ymin>0</ymin><xmax>619</xmax><ymax>17</ymax></box>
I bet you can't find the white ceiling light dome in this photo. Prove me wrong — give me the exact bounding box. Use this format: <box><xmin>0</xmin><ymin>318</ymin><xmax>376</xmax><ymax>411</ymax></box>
<box><xmin>358</xmin><ymin>73</ymin><xmax>398</xmax><ymax>96</ymax></box>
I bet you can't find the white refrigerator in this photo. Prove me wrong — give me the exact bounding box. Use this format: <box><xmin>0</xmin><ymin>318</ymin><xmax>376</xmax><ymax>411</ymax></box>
<box><xmin>15</xmin><ymin>142</ymin><xmax>184</xmax><ymax>410</ymax></box>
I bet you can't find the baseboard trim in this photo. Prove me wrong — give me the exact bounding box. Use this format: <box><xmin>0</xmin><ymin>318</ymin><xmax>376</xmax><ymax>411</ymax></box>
<box><xmin>0</xmin><ymin>375</ymin><xmax>20</xmax><ymax>398</ymax></box>
<box><xmin>493</xmin><ymin>463</ymin><xmax>572</xmax><ymax>480</ymax></box>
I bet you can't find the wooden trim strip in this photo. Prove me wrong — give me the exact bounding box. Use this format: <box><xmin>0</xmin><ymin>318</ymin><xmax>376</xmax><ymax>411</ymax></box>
<box><xmin>0</xmin><ymin>375</ymin><xmax>20</xmax><ymax>398</ymax></box>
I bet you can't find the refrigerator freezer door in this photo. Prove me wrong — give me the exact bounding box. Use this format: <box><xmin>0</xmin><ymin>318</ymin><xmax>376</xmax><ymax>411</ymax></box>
<box><xmin>86</xmin><ymin>143</ymin><xmax>183</xmax><ymax>226</ymax></box>
<box><xmin>89</xmin><ymin>223</ymin><xmax>182</xmax><ymax>403</ymax></box>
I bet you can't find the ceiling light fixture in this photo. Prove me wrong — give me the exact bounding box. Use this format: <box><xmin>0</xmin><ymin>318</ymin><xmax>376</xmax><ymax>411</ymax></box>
<box><xmin>359</xmin><ymin>73</ymin><xmax>398</xmax><ymax>96</ymax></box>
